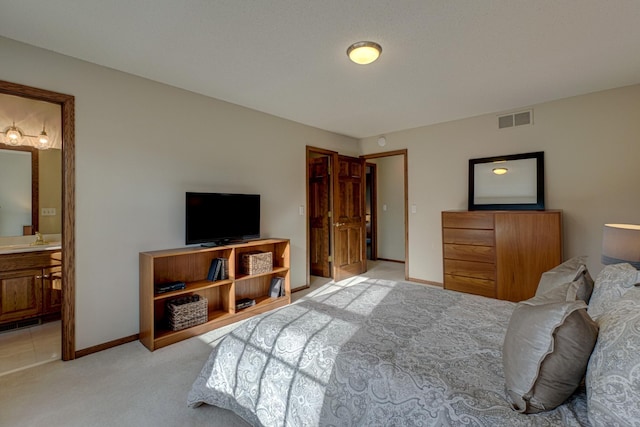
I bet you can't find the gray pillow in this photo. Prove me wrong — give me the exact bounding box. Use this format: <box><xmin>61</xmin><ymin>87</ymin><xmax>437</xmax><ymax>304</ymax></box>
<box><xmin>536</xmin><ymin>256</ymin><xmax>594</xmax><ymax>303</ymax></box>
<box><xmin>503</xmin><ymin>297</ymin><xmax>599</xmax><ymax>413</ymax></box>
<box><xmin>586</xmin><ymin>288</ymin><xmax>640</xmax><ymax>426</ymax></box>
<box><xmin>587</xmin><ymin>263</ymin><xmax>640</xmax><ymax>320</ymax></box>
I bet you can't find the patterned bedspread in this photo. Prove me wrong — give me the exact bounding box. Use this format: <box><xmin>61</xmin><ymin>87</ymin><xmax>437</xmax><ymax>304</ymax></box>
<box><xmin>188</xmin><ymin>279</ymin><xmax>589</xmax><ymax>426</ymax></box>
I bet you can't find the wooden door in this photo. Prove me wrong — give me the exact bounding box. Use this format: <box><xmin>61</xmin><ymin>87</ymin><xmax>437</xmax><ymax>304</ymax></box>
<box><xmin>332</xmin><ymin>155</ymin><xmax>367</xmax><ymax>281</ymax></box>
<box><xmin>308</xmin><ymin>156</ymin><xmax>331</xmax><ymax>277</ymax></box>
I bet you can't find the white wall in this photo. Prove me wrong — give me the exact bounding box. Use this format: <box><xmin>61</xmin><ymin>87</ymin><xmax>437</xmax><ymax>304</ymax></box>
<box><xmin>1</xmin><ymin>37</ymin><xmax>358</xmax><ymax>350</ymax></box>
<box><xmin>375</xmin><ymin>156</ymin><xmax>405</xmax><ymax>261</ymax></box>
<box><xmin>360</xmin><ymin>84</ymin><xmax>640</xmax><ymax>283</ymax></box>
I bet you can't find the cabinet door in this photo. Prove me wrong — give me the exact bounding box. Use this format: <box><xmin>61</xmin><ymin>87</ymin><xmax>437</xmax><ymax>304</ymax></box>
<box><xmin>495</xmin><ymin>212</ymin><xmax>562</xmax><ymax>302</ymax></box>
<box><xmin>42</xmin><ymin>266</ymin><xmax>63</xmax><ymax>315</ymax></box>
<box><xmin>0</xmin><ymin>268</ymin><xmax>43</xmax><ymax>322</ymax></box>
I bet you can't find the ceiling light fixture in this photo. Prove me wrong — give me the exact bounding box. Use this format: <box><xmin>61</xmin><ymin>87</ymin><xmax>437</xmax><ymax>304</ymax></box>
<box><xmin>347</xmin><ymin>41</ymin><xmax>382</xmax><ymax>65</ymax></box>
<box><xmin>1</xmin><ymin>121</ymin><xmax>52</xmax><ymax>149</ymax></box>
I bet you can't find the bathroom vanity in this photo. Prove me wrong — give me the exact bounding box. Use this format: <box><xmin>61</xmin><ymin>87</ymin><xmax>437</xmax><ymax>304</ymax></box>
<box><xmin>0</xmin><ymin>246</ymin><xmax>62</xmax><ymax>325</ymax></box>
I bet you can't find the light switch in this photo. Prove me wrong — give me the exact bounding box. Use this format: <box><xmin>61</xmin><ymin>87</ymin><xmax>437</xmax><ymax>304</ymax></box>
<box><xmin>41</xmin><ymin>208</ymin><xmax>56</xmax><ymax>216</ymax></box>
<box><xmin>299</xmin><ymin>205</ymin><xmax>304</xmax><ymax>216</ymax></box>
<box><xmin>383</xmin><ymin>204</ymin><xmax>388</xmax><ymax>211</ymax></box>
<box><xmin>411</xmin><ymin>204</ymin><xmax>417</xmax><ymax>214</ymax></box>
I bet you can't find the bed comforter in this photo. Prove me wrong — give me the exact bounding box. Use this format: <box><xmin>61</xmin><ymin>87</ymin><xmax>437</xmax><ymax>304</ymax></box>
<box><xmin>188</xmin><ymin>279</ymin><xmax>589</xmax><ymax>426</ymax></box>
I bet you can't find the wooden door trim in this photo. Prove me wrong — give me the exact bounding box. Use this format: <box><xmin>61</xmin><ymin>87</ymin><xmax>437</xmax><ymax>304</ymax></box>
<box><xmin>0</xmin><ymin>80</ymin><xmax>75</xmax><ymax>361</ymax></box>
<box><xmin>361</xmin><ymin>149</ymin><xmax>409</xmax><ymax>280</ymax></box>
<box><xmin>306</xmin><ymin>146</ymin><xmax>338</xmax><ymax>284</ymax></box>
<box><xmin>366</xmin><ymin>162</ymin><xmax>378</xmax><ymax>260</ymax></box>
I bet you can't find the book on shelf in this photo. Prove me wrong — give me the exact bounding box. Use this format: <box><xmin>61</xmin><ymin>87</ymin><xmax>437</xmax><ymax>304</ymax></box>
<box><xmin>207</xmin><ymin>258</ymin><xmax>229</xmax><ymax>281</ymax></box>
<box><xmin>154</xmin><ymin>281</ymin><xmax>186</xmax><ymax>294</ymax></box>
<box><xmin>268</xmin><ymin>277</ymin><xmax>285</xmax><ymax>298</ymax></box>
<box><xmin>236</xmin><ymin>298</ymin><xmax>256</xmax><ymax>310</ymax></box>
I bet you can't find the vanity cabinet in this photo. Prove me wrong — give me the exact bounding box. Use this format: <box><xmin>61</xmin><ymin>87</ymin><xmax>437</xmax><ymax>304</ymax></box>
<box><xmin>0</xmin><ymin>250</ymin><xmax>62</xmax><ymax>324</ymax></box>
<box><xmin>0</xmin><ymin>268</ymin><xmax>43</xmax><ymax>322</ymax></box>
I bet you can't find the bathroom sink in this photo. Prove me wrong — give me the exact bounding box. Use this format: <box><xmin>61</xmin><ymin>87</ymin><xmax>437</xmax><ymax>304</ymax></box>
<box><xmin>0</xmin><ymin>243</ymin><xmax>62</xmax><ymax>255</ymax></box>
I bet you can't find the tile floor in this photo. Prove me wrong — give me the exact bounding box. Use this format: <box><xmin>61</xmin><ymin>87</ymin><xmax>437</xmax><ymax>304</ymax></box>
<box><xmin>0</xmin><ymin>320</ymin><xmax>61</xmax><ymax>377</ymax></box>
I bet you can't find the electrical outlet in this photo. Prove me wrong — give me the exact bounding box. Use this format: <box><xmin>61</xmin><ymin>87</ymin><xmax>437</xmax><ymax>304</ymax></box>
<box><xmin>41</xmin><ymin>208</ymin><xmax>56</xmax><ymax>216</ymax></box>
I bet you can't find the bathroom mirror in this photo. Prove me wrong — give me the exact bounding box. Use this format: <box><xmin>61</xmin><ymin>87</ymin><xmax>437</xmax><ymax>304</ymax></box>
<box><xmin>0</xmin><ymin>145</ymin><xmax>39</xmax><ymax>235</ymax></box>
<box><xmin>468</xmin><ymin>151</ymin><xmax>545</xmax><ymax>211</ymax></box>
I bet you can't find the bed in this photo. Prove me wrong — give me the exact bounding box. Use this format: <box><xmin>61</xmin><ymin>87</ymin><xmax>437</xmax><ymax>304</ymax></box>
<box><xmin>187</xmin><ymin>278</ymin><xmax>593</xmax><ymax>426</ymax></box>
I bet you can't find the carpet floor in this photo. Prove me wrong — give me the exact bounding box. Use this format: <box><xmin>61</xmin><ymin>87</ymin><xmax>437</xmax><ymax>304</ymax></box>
<box><xmin>0</xmin><ymin>261</ymin><xmax>412</xmax><ymax>426</ymax></box>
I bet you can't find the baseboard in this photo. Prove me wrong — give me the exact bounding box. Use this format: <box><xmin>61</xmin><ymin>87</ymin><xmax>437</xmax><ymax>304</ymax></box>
<box><xmin>376</xmin><ymin>258</ymin><xmax>405</xmax><ymax>264</ymax></box>
<box><xmin>291</xmin><ymin>284</ymin><xmax>310</xmax><ymax>293</ymax></box>
<box><xmin>408</xmin><ymin>277</ymin><xmax>443</xmax><ymax>287</ymax></box>
<box><xmin>75</xmin><ymin>334</ymin><xmax>139</xmax><ymax>358</ymax></box>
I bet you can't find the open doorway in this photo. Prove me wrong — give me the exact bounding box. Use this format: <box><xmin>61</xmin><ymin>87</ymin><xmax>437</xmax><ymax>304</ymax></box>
<box><xmin>362</xmin><ymin>150</ymin><xmax>409</xmax><ymax>279</ymax></box>
<box><xmin>0</xmin><ymin>80</ymin><xmax>76</xmax><ymax>366</ymax></box>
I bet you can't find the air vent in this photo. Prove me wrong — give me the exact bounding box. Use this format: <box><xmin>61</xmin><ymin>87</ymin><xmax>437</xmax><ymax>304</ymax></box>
<box><xmin>498</xmin><ymin>110</ymin><xmax>533</xmax><ymax>129</ymax></box>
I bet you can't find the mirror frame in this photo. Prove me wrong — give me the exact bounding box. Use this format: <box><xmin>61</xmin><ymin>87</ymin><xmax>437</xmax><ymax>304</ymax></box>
<box><xmin>468</xmin><ymin>151</ymin><xmax>545</xmax><ymax>211</ymax></box>
<box><xmin>0</xmin><ymin>80</ymin><xmax>75</xmax><ymax>361</ymax></box>
<box><xmin>0</xmin><ymin>144</ymin><xmax>39</xmax><ymax>235</ymax></box>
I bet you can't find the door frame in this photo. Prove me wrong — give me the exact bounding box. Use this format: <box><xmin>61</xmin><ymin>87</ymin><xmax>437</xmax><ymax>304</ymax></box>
<box><xmin>0</xmin><ymin>80</ymin><xmax>76</xmax><ymax>361</ymax></box>
<box><xmin>365</xmin><ymin>162</ymin><xmax>378</xmax><ymax>260</ymax></box>
<box><xmin>361</xmin><ymin>149</ymin><xmax>409</xmax><ymax>280</ymax></box>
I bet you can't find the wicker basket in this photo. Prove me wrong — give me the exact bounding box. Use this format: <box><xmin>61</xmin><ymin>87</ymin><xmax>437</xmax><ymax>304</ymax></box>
<box><xmin>241</xmin><ymin>251</ymin><xmax>273</xmax><ymax>275</ymax></box>
<box><xmin>166</xmin><ymin>295</ymin><xmax>208</xmax><ymax>331</ymax></box>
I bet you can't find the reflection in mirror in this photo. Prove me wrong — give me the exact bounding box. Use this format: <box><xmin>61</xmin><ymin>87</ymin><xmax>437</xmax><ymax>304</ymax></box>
<box><xmin>0</xmin><ymin>146</ymin><xmax>37</xmax><ymax>235</ymax></box>
<box><xmin>468</xmin><ymin>151</ymin><xmax>545</xmax><ymax>211</ymax></box>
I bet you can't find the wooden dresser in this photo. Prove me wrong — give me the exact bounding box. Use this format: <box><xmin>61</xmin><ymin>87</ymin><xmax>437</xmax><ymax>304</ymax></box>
<box><xmin>442</xmin><ymin>210</ymin><xmax>562</xmax><ymax>302</ymax></box>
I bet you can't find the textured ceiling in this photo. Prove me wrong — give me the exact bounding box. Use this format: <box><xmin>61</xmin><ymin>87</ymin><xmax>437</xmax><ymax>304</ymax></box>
<box><xmin>1</xmin><ymin>0</ymin><xmax>639</xmax><ymax>138</ymax></box>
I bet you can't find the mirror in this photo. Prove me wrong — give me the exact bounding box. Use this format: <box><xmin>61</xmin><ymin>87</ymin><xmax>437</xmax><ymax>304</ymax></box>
<box><xmin>468</xmin><ymin>151</ymin><xmax>545</xmax><ymax>211</ymax></box>
<box><xmin>0</xmin><ymin>145</ymin><xmax>38</xmax><ymax>235</ymax></box>
<box><xmin>0</xmin><ymin>93</ymin><xmax>62</xmax><ymax>237</ymax></box>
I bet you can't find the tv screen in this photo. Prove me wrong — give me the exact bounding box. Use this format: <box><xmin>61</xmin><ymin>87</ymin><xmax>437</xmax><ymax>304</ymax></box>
<box><xmin>186</xmin><ymin>192</ymin><xmax>260</xmax><ymax>245</ymax></box>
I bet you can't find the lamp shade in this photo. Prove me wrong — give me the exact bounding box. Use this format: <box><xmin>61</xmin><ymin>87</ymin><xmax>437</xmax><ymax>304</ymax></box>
<box><xmin>602</xmin><ymin>223</ymin><xmax>640</xmax><ymax>268</ymax></box>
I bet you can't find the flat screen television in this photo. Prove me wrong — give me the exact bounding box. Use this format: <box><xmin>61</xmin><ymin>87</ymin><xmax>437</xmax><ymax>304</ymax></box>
<box><xmin>186</xmin><ymin>192</ymin><xmax>260</xmax><ymax>246</ymax></box>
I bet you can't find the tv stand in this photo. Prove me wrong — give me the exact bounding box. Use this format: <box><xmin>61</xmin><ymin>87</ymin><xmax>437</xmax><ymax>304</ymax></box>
<box><xmin>139</xmin><ymin>238</ymin><xmax>290</xmax><ymax>351</ymax></box>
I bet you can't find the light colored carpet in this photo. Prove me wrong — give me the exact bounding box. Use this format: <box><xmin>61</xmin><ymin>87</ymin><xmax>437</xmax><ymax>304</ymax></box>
<box><xmin>0</xmin><ymin>261</ymin><xmax>414</xmax><ymax>426</ymax></box>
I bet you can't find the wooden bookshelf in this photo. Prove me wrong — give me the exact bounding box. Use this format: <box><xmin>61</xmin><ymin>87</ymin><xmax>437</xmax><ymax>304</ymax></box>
<box><xmin>139</xmin><ymin>238</ymin><xmax>290</xmax><ymax>351</ymax></box>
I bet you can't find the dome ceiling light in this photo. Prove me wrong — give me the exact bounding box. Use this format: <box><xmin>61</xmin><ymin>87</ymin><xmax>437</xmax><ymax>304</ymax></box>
<box><xmin>347</xmin><ymin>41</ymin><xmax>382</xmax><ymax>65</ymax></box>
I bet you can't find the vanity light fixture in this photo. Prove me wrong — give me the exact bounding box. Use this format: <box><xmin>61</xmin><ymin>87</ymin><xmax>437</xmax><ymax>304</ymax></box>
<box><xmin>37</xmin><ymin>126</ymin><xmax>51</xmax><ymax>149</ymax></box>
<box><xmin>3</xmin><ymin>122</ymin><xmax>23</xmax><ymax>145</ymax></box>
<box><xmin>347</xmin><ymin>41</ymin><xmax>382</xmax><ymax>65</ymax></box>
<box><xmin>492</xmin><ymin>167</ymin><xmax>508</xmax><ymax>175</ymax></box>
<box><xmin>1</xmin><ymin>121</ymin><xmax>52</xmax><ymax>149</ymax></box>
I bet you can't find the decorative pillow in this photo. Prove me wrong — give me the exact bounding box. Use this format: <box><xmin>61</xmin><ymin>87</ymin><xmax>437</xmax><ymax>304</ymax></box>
<box><xmin>536</xmin><ymin>256</ymin><xmax>594</xmax><ymax>303</ymax></box>
<box><xmin>503</xmin><ymin>298</ymin><xmax>599</xmax><ymax>413</ymax></box>
<box><xmin>586</xmin><ymin>288</ymin><xmax>640</xmax><ymax>426</ymax></box>
<box><xmin>587</xmin><ymin>263</ymin><xmax>640</xmax><ymax>320</ymax></box>
<box><xmin>530</xmin><ymin>280</ymin><xmax>580</xmax><ymax>303</ymax></box>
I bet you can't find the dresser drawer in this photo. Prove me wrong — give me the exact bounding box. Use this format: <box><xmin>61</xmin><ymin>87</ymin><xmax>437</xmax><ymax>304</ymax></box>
<box><xmin>442</xmin><ymin>211</ymin><xmax>494</xmax><ymax>229</ymax></box>
<box><xmin>443</xmin><ymin>244</ymin><xmax>495</xmax><ymax>263</ymax></box>
<box><xmin>443</xmin><ymin>228</ymin><xmax>494</xmax><ymax>246</ymax></box>
<box><xmin>444</xmin><ymin>274</ymin><xmax>496</xmax><ymax>298</ymax></box>
<box><xmin>444</xmin><ymin>259</ymin><xmax>496</xmax><ymax>281</ymax></box>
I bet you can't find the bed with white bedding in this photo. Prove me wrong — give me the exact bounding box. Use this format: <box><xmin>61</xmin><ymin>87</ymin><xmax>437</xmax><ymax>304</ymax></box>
<box><xmin>187</xmin><ymin>279</ymin><xmax>591</xmax><ymax>426</ymax></box>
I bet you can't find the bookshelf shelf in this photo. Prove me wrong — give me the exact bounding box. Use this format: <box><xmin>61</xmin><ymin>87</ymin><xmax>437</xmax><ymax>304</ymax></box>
<box><xmin>140</xmin><ymin>238</ymin><xmax>290</xmax><ymax>351</ymax></box>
